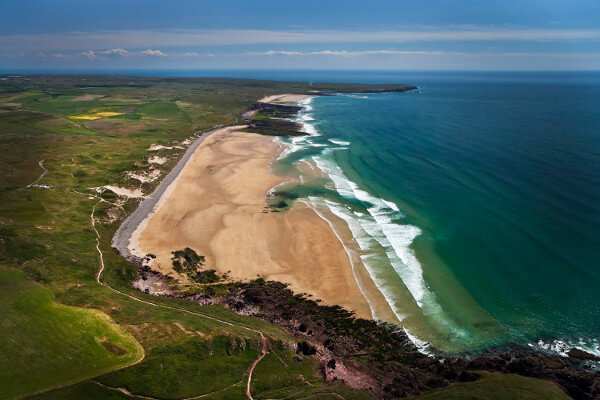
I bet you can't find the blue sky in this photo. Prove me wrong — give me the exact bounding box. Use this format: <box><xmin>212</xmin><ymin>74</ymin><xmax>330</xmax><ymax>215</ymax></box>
<box><xmin>1</xmin><ymin>0</ymin><xmax>600</xmax><ymax>70</ymax></box>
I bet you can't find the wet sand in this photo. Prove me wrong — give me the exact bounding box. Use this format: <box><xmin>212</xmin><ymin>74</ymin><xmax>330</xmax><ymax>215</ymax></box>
<box><xmin>131</xmin><ymin>128</ymin><xmax>396</xmax><ymax>320</ymax></box>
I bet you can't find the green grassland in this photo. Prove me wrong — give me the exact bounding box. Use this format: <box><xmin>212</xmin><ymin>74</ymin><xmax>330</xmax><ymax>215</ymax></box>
<box><xmin>0</xmin><ymin>266</ymin><xmax>143</xmax><ymax>399</ymax></box>
<box><xmin>0</xmin><ymin>75</ymin><xmax>572</xmax><ymax>400</ymax></box>
<box><xmin>0</xmin><ymin>75</ymin><xmax>382</xmax><ymax>400</ymax></box>
<box><xmin>410</xmin><ymin>372</ymin><xmax>571</xmax><ymax>400</ymax></box>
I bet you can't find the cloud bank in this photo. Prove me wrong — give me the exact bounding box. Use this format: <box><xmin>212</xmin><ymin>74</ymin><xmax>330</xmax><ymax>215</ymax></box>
<box><xmin>1</xmin><ymin>28</ymin><xmax>600</xmax><ymax>52</ymax></box>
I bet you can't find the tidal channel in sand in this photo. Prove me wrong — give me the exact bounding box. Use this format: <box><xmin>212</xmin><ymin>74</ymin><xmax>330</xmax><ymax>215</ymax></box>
<box><xmin>130</xmin><ymin>126</ymin><xmax>399</xmax><ymax>321</ymax></box>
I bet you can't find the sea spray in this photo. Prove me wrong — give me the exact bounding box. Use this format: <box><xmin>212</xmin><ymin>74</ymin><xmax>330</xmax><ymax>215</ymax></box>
<box><xmin>272</xmin><ymin>74</ymin><xmax>600</xmax><ymax>357</ymax></box>
<box><xmin>302</xmin><ymin>199</ymin><xmax>378</xmax><ymax>320</ymax></box>
<box><xmin>273</xmin><ymin>95</ymin><xmax>472</xmax><ymax>351</ymax></box>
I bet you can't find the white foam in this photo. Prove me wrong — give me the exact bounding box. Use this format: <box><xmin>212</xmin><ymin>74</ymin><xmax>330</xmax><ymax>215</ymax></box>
<box><xmin>404</xmin><ymin>327</ymin><xmax>434</xmax><ymax>356</ymax></box>
<box><xmin>296</xmin><ymin>98</ymin><xmax>320</xmax><ymax>137</ymax></box>
<box><xmin>532</xmin><ymin>338</ymin><xmax>600</xmax><ymax>361</ymax></box>
<box><xmin>304</xmin><ymin>199</ymin><xmax>378</xmax><ymax>320</ymax></box>
<box><xmin>277</xmin><ymin>135</ymin><xmax>309</xmax><ymax>161</ymax></box>
<box><xmin>312</xmin><ymin>196</ymin><xmax>408</xmax><ymax>323</ymax></box>
<box><xmin>302</xmin><ymin>121</ymin><xmax>319</xmax><ymax>136</ymax></box>
<box><xmin>274</xmin><ymin>99</ymin><xmax>324</xmax><ymax>162</ymax></box>
<box><xmin>298</xmin><ymin>97</ymin><xmax>313</xmax><ymax>108</ymax></box>
<box><xmin>312</xmin><ymin>154</ymin><xmax>428</xmax><ymax>307</ymax></box>
<box><xmin>344</xmin><ymin>94</ymin><xmax>369</xmax><ymax>99</ymax></box>
<box><xmin>383</xmin><ymin>199</ymin><xmax>400</xmax><ymax>212</ymax></box>
<box><xmin>329</xmin><ymin>139</ymin><xmax>351</xmax><ymax>146</ymax></box>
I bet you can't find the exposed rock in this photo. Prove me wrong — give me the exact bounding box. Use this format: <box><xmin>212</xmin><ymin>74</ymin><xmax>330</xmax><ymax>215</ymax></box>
<box><xmin>297</xmin><ymin>341</ymin><xmax>317</xmax><ymax>356</ymax></box>
<box><xmin>149</xmin><ymin>278</ymin><xmax>599</xmax><ymax>400</ymax></box>
<box><xmin>569</xmin><ymin>348</ymin><xmax>600</xmax><ymax>362</ymax></box>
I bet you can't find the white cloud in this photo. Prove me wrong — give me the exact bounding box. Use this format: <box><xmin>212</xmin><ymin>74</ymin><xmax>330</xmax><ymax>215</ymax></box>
<box><xmin>182</xmin><ymin>51</ymin><xmax>200</xmax><ymax>57</ymax></box>
<box><xmin>251</xmin><ymin>49</ymin><xmax>600</xmax><ymax>58</ymax></box>
<box><xmin>264</xmin><ymin>50</ymin><xmax>302</xmax><ymax>55</ymax></box>
<box><xmin>81</xmin><ymin>50</ymin><xmax>96</xmax><ymax>60</ymax></box>
<box><xmin>140</xmin><ymin>49</ymin><xmax>167</xmax><ymax>56</ymax></box>
<box><xmin>100</xmin><ymin>48</ymin><xmax>128</xmax><ymax>56</ymax></box>
<box><xmin>1</xmin><ymin>28</ymin><xmax>600</xmax><ymax>52</ymax></box>
<box><xmin>253</xmin><ymin>49</ymin><xmax>465</xmax><ymax>56</ymax></box>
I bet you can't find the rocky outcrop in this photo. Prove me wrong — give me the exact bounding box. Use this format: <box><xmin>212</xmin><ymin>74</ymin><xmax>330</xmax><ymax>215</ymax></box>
<box><xmin>207</xmin><ymin>280</ymin><xmax>600</xmax><ymax>400</ymax></box>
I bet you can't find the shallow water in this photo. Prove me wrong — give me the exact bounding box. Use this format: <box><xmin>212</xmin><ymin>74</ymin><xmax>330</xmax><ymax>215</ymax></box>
<box><xmin>271</xmin><ymin>72</ymin><xmax>600</xmax><ymax>355</ymax></box>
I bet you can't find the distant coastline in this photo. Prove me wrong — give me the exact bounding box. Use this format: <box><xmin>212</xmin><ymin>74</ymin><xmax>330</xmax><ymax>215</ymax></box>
<box><xmin>110</xmin><ymin>85</ymin><xmax>599</xmax><ymax>400</ymax></box>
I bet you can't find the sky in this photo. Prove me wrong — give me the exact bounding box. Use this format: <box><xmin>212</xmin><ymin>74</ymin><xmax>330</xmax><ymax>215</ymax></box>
<box><xmin>1</xmin><ymin>0</ymin><xmax>600</xmax><ymax>71</ymax></box>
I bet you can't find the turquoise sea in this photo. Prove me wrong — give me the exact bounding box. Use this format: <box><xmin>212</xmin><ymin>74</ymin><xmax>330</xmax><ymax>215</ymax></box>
<box><xmin>268</xmin><ymin>71</ymin><xmax>600</xmax><ymax>356</ymax></box>
<box><xmin>35</xmin><ymin>68</ymin><xmax>598</xmax><ymax>354</ymax></box>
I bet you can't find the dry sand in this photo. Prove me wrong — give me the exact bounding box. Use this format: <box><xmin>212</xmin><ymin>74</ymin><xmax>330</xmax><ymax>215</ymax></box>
<box><xmin>258</xmin><ymin>94</ymin><xmax>313</xmax><ymax>104</ymax></box>
<box><xmin>133</xmin><ymin>129</ymin><xmax>394</xmax><ymax>319</ymax></box>
<box><xmin>148</xmin><ymin>155</ymin><xmax>167</xmax><ymax>165</ymax></box>
<box><xmin>103</xmin><ymin>185</ymin><xmax>144</xmax><ymax>198</ymax></box>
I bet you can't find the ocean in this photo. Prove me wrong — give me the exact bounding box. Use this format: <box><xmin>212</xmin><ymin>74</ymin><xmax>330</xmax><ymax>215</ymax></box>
<box><xmin>30</xmin><ymin>67</ymin><xmax>599</xmax><ymax>355</ymax></box>
<box><xmin>267</xmin><ymin>71</ymin><xmax>600</xmax><ymax>356</ymax></box>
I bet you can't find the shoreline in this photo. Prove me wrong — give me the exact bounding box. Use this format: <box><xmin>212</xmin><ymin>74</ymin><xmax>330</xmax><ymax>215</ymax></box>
<box><xmin>126</xmin><ymin>121</ymin><xmax>379</xmax><ymax>319</ymax></box>
<box><xmin>109</xmin><ymin>93</ymin><xmax>600</xmax><ymax>400</ymax></box>
<box><xmin>113</xmin><ymin>93</ymin><xmax>600</xmax><ymax>361</ymax></box>
<box><xmin>111</xmin><ymin>93</ymin><xmax>468</xmax><ymax>351</ymax></box>
<box><xmin>112</xmin><ymin>125</ymin><xmax>248</xmax><ymax>262</ymax></box>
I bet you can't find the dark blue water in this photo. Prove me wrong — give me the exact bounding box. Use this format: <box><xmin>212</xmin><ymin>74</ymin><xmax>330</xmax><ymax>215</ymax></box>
<box><xmin>20</xmin><ymin>68</ymin><xmax>598</xmax><ymax>354</ymax></box>
<box><xmin>7</xmin><ymin>68</ymin><xmax>600</xmax><ymax>85</ymax></box>
<box><xmin>267</xmin><ymin>71</ymin><xmax>600</xmax><ymax>355</ymax></box>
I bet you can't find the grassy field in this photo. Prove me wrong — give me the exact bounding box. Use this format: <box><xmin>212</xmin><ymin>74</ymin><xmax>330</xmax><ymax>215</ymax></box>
<box><xmin>0</xmin><ymin>75</ymin><xmax>573</xmax><ymax>400</ymax></box>
<box><xmin>0</xmin><ymin>266</ymin><xmax>143</xmax><ymax>399</ymax></box>
<box><xmin>0</xmin><ymin>75</ymin><xmax>383</xmax><ymax>400</ymax></box>
<box><xmin>410</xmin><ymin>372</ymin><xmax>572</xmax><ymax>400</ymax></box>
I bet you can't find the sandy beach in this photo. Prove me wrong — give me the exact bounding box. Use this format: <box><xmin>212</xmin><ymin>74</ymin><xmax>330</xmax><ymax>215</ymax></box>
<box><xmin>258</xmin><ymin>93</ymin><xmax>313</xmax><ymax>104</ymax></box>
<box><xmin>130</xmin><ymin>126</ymin><xmax>398</xmax><ymax>320</ymax></box>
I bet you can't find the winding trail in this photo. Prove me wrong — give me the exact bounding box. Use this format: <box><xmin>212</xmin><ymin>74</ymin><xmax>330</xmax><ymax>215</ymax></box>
<box><xmin>246</xmin><ymin>334</ymin><xmax>268</xmax><ymax>400</ymax></box>
<box><xmin>91</xmin><ymin>378</ymin><xmax>245</xmax><ymax>400</ymax></box>
<box><xmin>23</xmin><ymin>159</ymin><xmax>48</xmax><ymax>189</ymax></box>
<box><xmin>89</xmin><ymin>125</ymin><xmax>270</xmax><ymax>400</ymax></box>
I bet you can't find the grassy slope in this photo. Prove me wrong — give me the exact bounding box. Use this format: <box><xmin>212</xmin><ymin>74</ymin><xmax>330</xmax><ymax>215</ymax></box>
<box><xmin>0</xmin><ymin>76</ymin><xmax>379</xmax><ymax>400</ymax></box>
<box><xmin>0</xmin><ymin>266</ymin><xmax>143</xmax><ymax>399</ymax></box>
<box><xmin>410</xmin><ymin>372</ymin><xmax>572</xmax><ymax>400</ymax></box>
<box><xmin>0</xmin><ymin>75</ymin><xmax>572</xmax><ymax>400</ymax></box>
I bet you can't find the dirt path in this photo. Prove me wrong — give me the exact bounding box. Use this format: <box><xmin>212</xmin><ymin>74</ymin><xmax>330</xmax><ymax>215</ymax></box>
<box><xmin>246</xmin><ymin>333</ymin><xmax>268</xmax><ymax>400</ymax></box>
<box><xmin>91</xmin><ymin>183</ymin><xmax>270</xmax><ymax>400</ymax></box>
<box><xmin>23</xmin><ymin>159</ymin><xmax>48</xmax><ymax>189</ymax></box>
<box><xmin>91</xmin><ymin>378</ymin><xmax>245</xmax><ymax>400</ymax></box>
